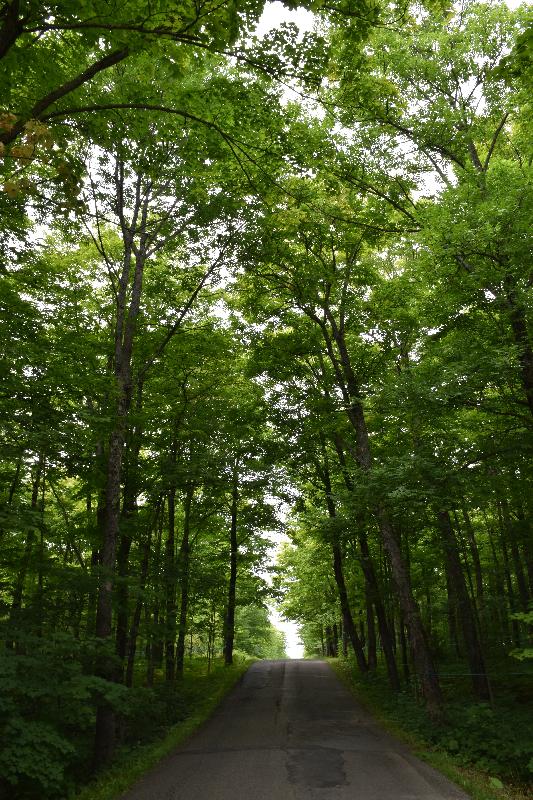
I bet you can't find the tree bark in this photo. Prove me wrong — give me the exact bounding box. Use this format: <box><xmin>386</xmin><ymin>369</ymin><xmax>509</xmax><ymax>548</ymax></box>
<box><xmin>319</xmin><ymin>453</ymin><xmax>368</xmax><ymax>672</ymax></box>
<box><xmin>125</xmin><ymin>508</ymin><xmax>155</xmax><ymax>688</ymax></box>
<box><xmin>9</xmin><ymin>453</ymin><xmax>44</xmax><ymax>644</ymax></box>
<box><xmin>92</xmin><ymin>166</ymin><xmax>150</xmax><ymax>772</ymax></box>
<box><xmin>332</xmin><ymin>538</ymin><xmax>368</xmax><ymax>671</ymax></box>
<box><xmin>505</xmin><ymin>284</ymin><xmax>533</xmax><ymax>417</ymax></box>
<box><xmin>313</xmin><ymin>310</ymin><xmax>441</xmax><ymax>713</ymax></box>
<box><xmin>437</xmin><ymin>510</ymin><xmax>491</xmax><ymax>701</ymax></box>
<box><xmin>0</xmin><ymin>0</ymin><xmax>22</xmax><ymax>62</ymax></box>
<box><xmin>223</xmin><ymin>468</ymin><xmax>239</xmax><ymax>666</ymax></box>
<box><xmin>365</xmin><ymin>585</ymin><xmax>377</xmax><ymax>671</ymax></box>
<box><xmin>176</xmin><ymin>485</ymin><xmax>194</xmax><ymax>676</ymax></box>
<box><xmin>330</xmin><ymin>436</ymin><xmax>400</xmax><ymax>688</ymax></box>
<box><xmin>115</xmin><ymin>385</ymin><xmax>143</xmax><ymax>677</ymax></box>
<box><xmin>165</xmin><ymin>487</ymin><xmax>177</xmax><ymax>681</ymax></box>
<box><xmin>461</xmin><ymin>501</ymin><xmax>483</xmax><ymax>600</ymax></box>
<box><xmin>501</xmin><ymin>498</ymin><xmax>530</xmax><ymax>613</ymax></box>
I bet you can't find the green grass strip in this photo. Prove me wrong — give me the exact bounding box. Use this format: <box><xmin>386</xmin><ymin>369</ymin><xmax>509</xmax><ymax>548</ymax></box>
<box><xmin>76</xmin><ymin>659</ymin><xmax>252</xmax><ymax>800</ymax></box>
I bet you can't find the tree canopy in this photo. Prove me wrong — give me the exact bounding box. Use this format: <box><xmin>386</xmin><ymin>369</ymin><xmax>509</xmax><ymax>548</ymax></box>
<box><xmin>1</xmin><ymin>0</ymin><xmax>532</xmax><ymax>796</ymax></box>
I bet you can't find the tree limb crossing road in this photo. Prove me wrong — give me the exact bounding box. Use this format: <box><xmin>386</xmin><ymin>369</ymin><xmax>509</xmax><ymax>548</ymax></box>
<box><xmin>123</xmin><ymin>660</ymin><xmax>470</xmax><ymax>799</ymax></box>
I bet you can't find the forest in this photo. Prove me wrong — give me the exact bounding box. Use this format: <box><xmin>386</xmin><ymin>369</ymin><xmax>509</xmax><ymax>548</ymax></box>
<box><xmin>0</xmin><ymin>0</ymin><xmax>532</xmax><ymax>798</ymax></box>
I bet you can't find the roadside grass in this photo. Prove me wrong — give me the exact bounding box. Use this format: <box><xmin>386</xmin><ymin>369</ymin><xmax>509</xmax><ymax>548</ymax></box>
<box><xmin>76</xmin><ymin>657</ymin><xmax>252</xmax><ymax>800</ymax></box>
<box><xmin>329</xmin><ymin>657</ymin><xmax>532</xmax><ymax>800</ymax></box>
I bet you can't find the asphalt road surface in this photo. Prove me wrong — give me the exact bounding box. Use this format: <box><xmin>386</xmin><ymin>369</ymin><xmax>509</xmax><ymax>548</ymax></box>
<box><xmin>122</xmin><ymin>659</ymin><xmax>470</xmax><ymax>800</ymax></box>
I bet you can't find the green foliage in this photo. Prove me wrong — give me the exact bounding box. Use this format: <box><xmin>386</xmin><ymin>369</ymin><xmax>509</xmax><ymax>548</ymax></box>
<box><xmin>509</xmin><ymin>613</ymin><xmax>533</xmax><ymax>661</ymax></box>
<box><xmin>438</xmin><ymin>702</ymin><xmax>533</xmax><ymax>781</ymax></box>
<box><xmin>76</xmin><ymin>659</ymin><xmax>251</xmax><ymax>800</ymax></box>
<box><xmin>1</xmin><ymin>0</ymin><xmax>531</xmax><ymax>797</ymax></box>
<box><xmin>234</xmin><ymin>605</ymin><xmax>287</xmax><ymax>659</ymax></box>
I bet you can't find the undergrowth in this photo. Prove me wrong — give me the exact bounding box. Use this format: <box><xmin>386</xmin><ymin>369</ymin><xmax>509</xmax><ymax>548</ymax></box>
<box><xmin>75</xmin><ymin>657</ymin><xmax>252</xmax><ymax>800</ymax></box>
<box><xmin>0</xmin><ymin>632</ymin><xmax>251</xmax><ymax>800</ymax></box>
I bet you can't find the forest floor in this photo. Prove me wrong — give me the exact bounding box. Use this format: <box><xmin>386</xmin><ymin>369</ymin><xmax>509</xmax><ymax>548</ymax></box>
<box><xmin>330</xmin><ymin>656</ymin><xmax>533</xmax><ymax>800</ymax></box>
<box><xmin>76</xmin><ymin>657</ymin><xmax>252</xmax><ymax>800</ymax></box>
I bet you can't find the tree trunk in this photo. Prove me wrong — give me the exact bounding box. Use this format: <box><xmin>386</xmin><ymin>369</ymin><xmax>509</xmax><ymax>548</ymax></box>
<box><xmin>223</xmin><ymin>469</ymin><xmax>238</xmax><ymax>666</ymax></box>
<box><xmin>365</xmin><ymin>585</ymin><xmax>377</xmax><ymax>671</ymax></box>
<box><xmin>516</xmin><ymin>504</ymin><xmax>533</xmax><ymax>596</ymax></box>
<box><xmin>331</xmin><ymin>436</ymin><xmax>400</xmax><ymax>688</ymax></box>
<box><xmin>437</xmin><ymin>511</ymin><xmax>491</xmax><ymax>700</ymax></box>
<box><xmin>125</xmin><ymin>504</ymin><xmax>156</xmax><ymax>688</ymax></box>
<box><xmin>165</xmin><ymin>488</ymin><xmax>177</xmax><ymax>681</ymax></box>
<box><xmin>399</xmin><ymin>613</ymin><xmax>410</xmax><ymax>683</ymax></box>
<box><xmin>115</xmin><ymin>386</ymin><xmax>143</xmax><ymax>678</ymax></box>
<box><xmin>147</xmin><ymin>510</ymin><xmax>164</xmax><ymax>685</ymax></box>
<box><xmin>496</xmin><ymin>501</ymin><xmax>521</xmax><ymax>645</ymax></box>
<box><xmin>461</xmin><ymin>501</ymin><xmax>484</xmax><ymax>600</ymax></box>
<box><xmin>505</xmin><ymin>282</ymin><xmax>533</xmax><ymax>417</ymax></box>
<box><xmin>93</xmin><ymin>166</ymin><xmax>150</xmax><ymax>772</ymax></box>
<box><xmin>358</xmin><ymin>531</ymin><xmax>400</xmax><ymax>690</ymax></box>
<box><xmin>501</xmin><ymin>498</ymin><xmax>530</xmax><ymax>613</ymax></box>
<box><xmin>176</xmin><ymin>485</ymin><xmax>194</xmax><ymax>676</ymax></box>
<box><xmin>331</xmin><ymin>539</ymin><xmax>368</xmax><ymax>671</ymax></box>
<box><xmin>9</xmin><ymin>454</ymin><xmax>44</xmax><ymax>644</ymax></box>
<box><xmin>378</xmin><ymin>508</ymin><xmax>442</xmax><ymax>714</ymax></box>
<box><xmin>317</xmin><ymin>316</ymin><xmax>442</xmax><ymax>713</ymax></box>
<box><xmin>317</xmin><ymin>447</ymin><xmax>368</xmax><ymax>671</ymax></box>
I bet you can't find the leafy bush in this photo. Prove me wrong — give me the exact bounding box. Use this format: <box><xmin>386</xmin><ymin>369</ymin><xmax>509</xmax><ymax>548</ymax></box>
<box><xmin>435</xmin><ymin>702</ymin><xmax>533</xmax><ymax>782</ymax></box>
<box><xmin>0</xmin><ymin>629</ymin><xmax>212</xmax><ymax>798</ymax></box>
<box><xmin>0</xmin><ymin>631</ymin><xmax>127</xmax><ymax>798</ymax></box>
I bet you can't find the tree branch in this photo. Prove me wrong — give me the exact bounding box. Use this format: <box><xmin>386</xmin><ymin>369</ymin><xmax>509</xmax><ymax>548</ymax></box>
<box><xmin>0</xmin><ymin>47</ymin><xmax>129</xmax><ymax>145</ymax></box>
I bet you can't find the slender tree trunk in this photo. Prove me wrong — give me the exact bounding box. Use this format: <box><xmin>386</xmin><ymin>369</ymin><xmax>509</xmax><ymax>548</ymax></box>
<box><xmin>318</xmin><ymin>449</ymin><xmax>368</xmax><ymax>671</ymax></box>
<box><xmin>516</xmin><ymin>505</ymin><xmax>533</xmax><ymax>596</ymax></box>
<box><xmin>366</xmin><ymin>586</ymin><xmax>377</xmax><ymax>671</ymax></box>
<box><xmin>317</xmin><ymin>316</ymin><xmax>442</xmax><ymax>712</ymax></box>
<box><xmin>358</xmin><ymin>532</ymin><xmax>400</xmax><ymax>689</ymax></box>
<box><xmin>115</xmin><ymin>385</ymin><xmax>143</xmax><ymax>678</ymax></box>
<box><xmin>484</xmin><ymin>513</ymin><xmax>510</xmax><ymax>647</ymax></box>
<box><xmin>496</xmin><ymin>501</ymin><xmax>521</xmax><ymax>645</ymax></box>
<box><xmin>505</xmin><ymin>281</ymin><xmax>533</xmax><ymax>417</ymax></box>
<box><xmin>9</xmin><ymin>454</ymin><xmax>44</xmax><ymax>643</ymax></box>
<box><xmin>446</xmin><ymin>562</ymin><xmax>461</xmax><ymax>658</ymax></box>
<box><xmin>7</xmin><ymin>455</ymin><xmax>22</xmax><ymax>506</ymax></box>
<box><xmin>399</xmin><ymin>613</ymin><xmax>410</xmax><ymax>683</ymax></box>
<box><xmin>165</xmin><ymin>488</ymin><xmax>177</xmax><ymax>681</ymax></box>
<box><xmin>125</xmin><ymin>504</ymin><xmax>156</xmax><ymax>688</ymax></box>
<box><xmin>332</xmin><ymin>540</ymin><xmax>367</xmax><ymax>671</ymax></box>
<box><xmin>93</xmin><ymin>167</ymin><xmax>151</xmax><ymax>772</ymax></box>
<box><xmin>461</xmin><ymin>501</ymin><xmax>483</xmax><ymax>600</ymax></box>
<box><xmin>114</xmin><ymin>509</ymin><xmax>135</xmax><ymax>679</ymax></box>
<box><xmin>437</xmin><ymin>511</ymin><xmax>491</xmax><ymax>700</ymax></box>
<box><xmin>176</xmin><ymin>486</ymin><xmax>194</xmax><ymax>676</ymax></box>
<box><xmin>147</xmin><ymin>518</ymin><xmax>163</xmax><ymax>685</ymax></box>
<box><xmin>332</xmin><ymin>622</ymin><xmax>339</xmax><ymax>656</ymax></box>
<box><xmin>223</xmin><ymin>469</ymin><xmax>238</xmax><ymax>666</ymax></box>
<box><xmin>379</xmin><ymin>507</ymin><xmax>442</xmax><ymax>712</ymax></box>
<box><xmin>331</xmin><ymin>436</ymin><xmax>399</xmax><ymax>688</ymax></box>
<box><xmin>341</xmin><ymin>619</ymin><xmax>348</xmax><ymax>656</ymax></box>
<box><xmin>501</xmin><ymin>498</ymin><xmax>529</xmax><ymax>613</ymax></box>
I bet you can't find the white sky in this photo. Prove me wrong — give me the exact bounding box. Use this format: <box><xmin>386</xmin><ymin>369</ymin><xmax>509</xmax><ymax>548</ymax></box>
<box><xmin>255</xmin><ymin>0</ymin><xmax>523</xmax><ymax>36</ymax></box>
<box><xmin>270</xmin><ymin>602</ymin><xmax>305</xmax><ymax>658</ymax></box>
<box><xmin>255</xmin><ymin>1</ymin><xmax>316</xmax><ymax>38</ymax></box>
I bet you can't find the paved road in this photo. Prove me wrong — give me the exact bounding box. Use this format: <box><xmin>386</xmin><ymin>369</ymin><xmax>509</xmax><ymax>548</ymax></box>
<box><xmin>123</xmin><ymin>660</ymin><xmax>469</xmax><ymax>800</ymax></box>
